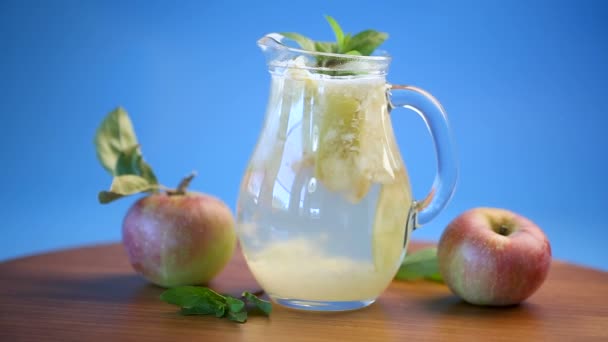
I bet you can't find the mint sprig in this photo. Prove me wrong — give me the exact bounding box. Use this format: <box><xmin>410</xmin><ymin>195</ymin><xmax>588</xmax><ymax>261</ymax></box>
<box><xmin>325</xmin><ymin>15</ymin><xmax>345</xmax><ymax>51</ymax></box>
<box><xmin>280</xmin><ymin>15</ymin><xmax>388</xmax><ymax>68</ymax></box>
<box><xmin>395</xmin><ymin>247</ymin><xmax>444</xmax><ymax>282</ymax></box>
<box><xmin>160</xmin><ymin>286</ymin><xmax>272</xmax><ymax>323</ymax></box>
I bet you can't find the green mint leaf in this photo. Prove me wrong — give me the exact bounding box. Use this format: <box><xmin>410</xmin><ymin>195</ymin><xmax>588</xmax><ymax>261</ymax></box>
<box><xmin>345</xmin><ymin>29</ymin><xmax>388</xmax><ymax>56</ymax></box>
<box><xmin>160</xmin><ymin>286</ymin><xmax>225</xmax><ymax>308</ymax></box>
<box><xmin>162</xmin><ymin>286</ymin><xmax>229</xmax><ymax>318</ymax></box>
<box><xmin>160</xmin><ymin>286</ymin><xmax>207</xmax><ymax>308</ymax></box>
<box><xmin>160</xmin><ymin>286</ymin><xmax>270</xmax><ymax>324</ymax></box>
<box><xmin>94</xmin><ymin>107</ymin><xmax>139</xmax><ymax>174</ymax></box>
<box><xmin>98</xmin><ymin>175</ymin><xmax>156</xmax><ymax>204</ymax></box>
<box><xmin>214</xmin><ymin>305</ymin><xmax>226</xmax><ymax>318</ymax></box>
<box><xmin>281</xmin><ymin>32</ymin><xmax>316</xmax><ymax>52</ymax></box>
<box><xmin>324</xmin><ymin>15</ymin><xmax>345</xmax><ymax>52</ymax></box>
<box><xmin>280</xmin><ymin>15</ymin><xmax>389</xmax><ymax>74</ymax></box>
<box><xmin>114</xmin><ymin>144</ymin><xmax>158</xmax><ymax>185</ymax></box>
<box><xmin>180</xmin><ymin>305</ymin><xmax>220</xmax><ymax>316</ymax></box>
<box><xmin>280</xmin><ymin>15</ymin><xmax>388</xmax><ymax>74</ymax></box>
<box><xmin>227</xmin><ymin>310</ymin><xmax>248</xmax><ymax>323</ymax></box>
<box><xmin>224</xmin><ymin>295</ymin><xmax>245</xmax><ymax>313</ymax></box>
<box><xmin>314</xmin><ymin>41</ymin><xmax>338</xmax><ymax>53</ymax></box>
<box><xmin>395</xmin><ymin>247</ymin><xmax>443</xmax><ymax>282</ymax></box>
<box><xmin>314</xmin><ymin>41</ymin><xmax>340</xmax><ymax>68</ymax></box>
<box><xmin>343</xmin><ymin>33</ymin><xmax>352</xmax><ymax>51</ymax></box>
<box><xmin>243</xmin><ymin>291</ymin><xmax>272</xmax><ymax>315</ymax></box>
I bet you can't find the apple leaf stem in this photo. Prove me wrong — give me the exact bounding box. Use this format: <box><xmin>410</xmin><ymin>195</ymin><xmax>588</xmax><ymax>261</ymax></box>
<box><xmin>98</xmin><ymin>175</ymin><xmax>165</xmax><ymax>204</ymax></box>
<box><xmin>168</xmin><ymin>172</ymin><xmax>197</xmax><ymax>196</ymax></box>
<box><xmin>95</xmin><ymin>107</ymin><xmax>201</xmax><ymax>203</ymax></box>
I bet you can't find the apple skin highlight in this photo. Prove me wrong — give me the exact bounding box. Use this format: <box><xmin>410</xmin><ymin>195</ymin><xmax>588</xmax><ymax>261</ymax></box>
<box><xmin>122</xmin><ymin>192</ymin><xmax>237</xmax><ymax>288</ymax></box>
<box><xmin>437</xmin><ymin>207</ymin><xmax>552</xmax><ymax>306</ymax></box>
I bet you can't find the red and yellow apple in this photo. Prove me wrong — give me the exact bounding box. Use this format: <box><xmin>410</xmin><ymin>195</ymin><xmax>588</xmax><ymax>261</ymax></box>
<box><xmin>437</xmin><ymin>207</ymin><xmax>551</xmax><ymax>306</ymax></box>
<box><xmin>122</xmin><ymin>192</ymin><xmax>237</xmax><ymax>288</ymax></box>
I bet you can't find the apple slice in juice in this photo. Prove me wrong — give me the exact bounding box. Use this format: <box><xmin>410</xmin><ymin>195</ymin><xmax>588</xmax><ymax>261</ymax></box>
<box><xmin>314</xmin><ymin>92</ymin><xmax>371</xmax><ymax>203</ymax></box>
<box><xmin>372</xmin><ymin>175</ymin><xmax>412</xmax><ymax>273</ymax></box>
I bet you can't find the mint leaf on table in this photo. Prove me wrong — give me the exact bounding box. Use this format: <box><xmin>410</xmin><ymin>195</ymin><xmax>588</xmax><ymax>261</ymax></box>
<box><xmin>227</xmin><ymin>310</ymin><xmax>248</xmax><ymax>323</ymax></box>
<box><xmin>243</xmin><ymin>291</ymin><xmax>272</xmax><ymax>315</ymax></box>
<box><xmin>224</xmin><ymin>295</ymin><xmax>246</xmax><ymax>313</ymax></box>
<box><xmin>160</xmin><ymin>286</ymin><xmax>225</xmax><ymax>308</ymax></box>
<box><xmin>395</xmin><ymin>247</ymin><xmax>443</xmax><ymax>282</ymax></box>
<box><xmin>180</xmin><ymin>305</ymin><xmax>224</xmax><ymax>317</ymax></box>
<box><xmin>160</xmin><ymin>286</ymin><xmax>272</xmax><ymax>324</ymax></box>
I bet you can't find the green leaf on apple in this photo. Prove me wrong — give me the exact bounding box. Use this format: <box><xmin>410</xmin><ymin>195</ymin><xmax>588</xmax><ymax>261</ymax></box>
<box><xmin>95</xmin><ymin>107</ymin><xmax>194</xmax><ymax>204</ymax></box>
<box><xmin>114</xmin><ymin>144</ymin><xmax>158</xmax><ymax>185</ymax></box>
<box><xmin>98</xmin><ymin>175</ymin><xmax>158</xmax><ymax>204</ymax></box>
<box><xmin>160</xmin><ymin>286</ymin><xmax>271</xmax><ymax>324</ymax></box>
<box><xmin>94</xmin><ymin>107</ymin><xmax>139</xmax><ymax>174</ymax></box>
<box><xmin>395</xmin><ymin>247</ymin><xmax>443</xmax><ymax>282</ymax></box>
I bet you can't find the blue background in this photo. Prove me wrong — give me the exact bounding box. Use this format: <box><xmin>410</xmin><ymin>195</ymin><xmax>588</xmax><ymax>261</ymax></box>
<box><xmin>1</xmin><ymin>0</ymin><xmax>606</xmax><ymax>271</ymax></box>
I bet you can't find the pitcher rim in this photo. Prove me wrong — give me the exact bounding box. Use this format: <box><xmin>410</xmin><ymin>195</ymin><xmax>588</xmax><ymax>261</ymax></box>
<box><xmin>258</xmin><ymin>33</ymin><xmax>391</xmax><ymax>74</ymax></box>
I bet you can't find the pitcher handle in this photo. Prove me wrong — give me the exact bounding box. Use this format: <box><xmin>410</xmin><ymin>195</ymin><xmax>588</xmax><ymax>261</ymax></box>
<box><xmin>387</xmin><ymin>84</ymin><xmax>458</xmax><ymax>228</ymax></box>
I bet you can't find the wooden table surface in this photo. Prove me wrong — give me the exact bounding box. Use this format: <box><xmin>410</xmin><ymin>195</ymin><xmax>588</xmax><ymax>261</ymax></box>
<box><xmin>0</xmin><ymin>241</ymin><xmax>606</xmax><ymax>341</ymax></box>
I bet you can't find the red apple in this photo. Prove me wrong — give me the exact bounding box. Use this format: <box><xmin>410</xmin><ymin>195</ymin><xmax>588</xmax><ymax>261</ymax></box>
<box><xmin>437</xmin><ymin>207</ymin><xmax>551</xmax><ymax>306</ymax></box>
<box><xmin>122</xmin><ymin>191</ymin><xmax>237</xmax><ymax>288</ymax></box>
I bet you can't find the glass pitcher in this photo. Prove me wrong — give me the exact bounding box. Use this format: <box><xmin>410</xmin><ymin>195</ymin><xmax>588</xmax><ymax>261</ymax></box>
<box><xmin>235</xmin><ymin>33</ymin><xmax>458</xmax><ymax>312</ymax></box>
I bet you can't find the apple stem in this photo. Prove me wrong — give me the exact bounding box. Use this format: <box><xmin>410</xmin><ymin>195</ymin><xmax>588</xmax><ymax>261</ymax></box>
<box><xmin>167</xmin><ymin>171</ymin><xmax>197</xmax><ymax>195</ymax></box>
<box><xmin>498</xmin><ymin>225</ymin><xmax>510</xmax><ymax>236</ymax></box>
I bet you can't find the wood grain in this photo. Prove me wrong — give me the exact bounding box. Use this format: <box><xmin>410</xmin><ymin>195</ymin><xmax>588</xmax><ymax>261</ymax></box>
<box><xmin>0</xmin><ymin>242</ymin><xmax>606</xmax><ymax>341</ymax></box>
